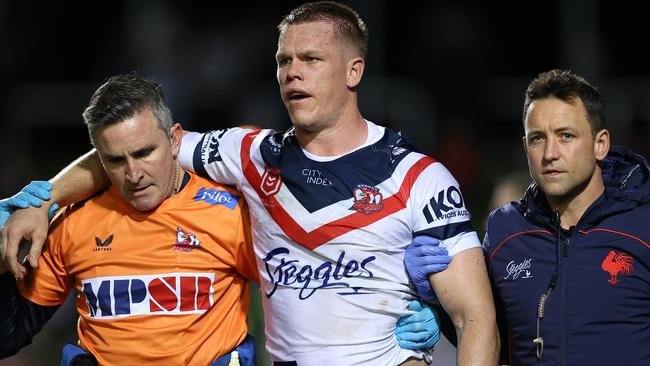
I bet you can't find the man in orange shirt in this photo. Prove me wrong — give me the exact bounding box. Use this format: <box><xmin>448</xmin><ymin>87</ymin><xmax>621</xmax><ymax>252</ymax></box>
<box><xmin>0</xmin><ymin>74</ymin><xmax>258</xmax><ymax>365</ymax></box>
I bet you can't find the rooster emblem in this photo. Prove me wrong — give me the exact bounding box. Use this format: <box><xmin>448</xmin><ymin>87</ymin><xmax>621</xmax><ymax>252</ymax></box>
<box><xmin>601</xmin><ymin>250</ymin><xmax>633</xmax><ymax>285</ymax></box>
<box><xmin>350</xmin><ymin>184</ymin><xmax>384</xmax><ymax>215</ymax></box>
<box><xmin>174</xmin><ymin>227</ymin><xmax>201</xmax><ymax>252</ymax></box>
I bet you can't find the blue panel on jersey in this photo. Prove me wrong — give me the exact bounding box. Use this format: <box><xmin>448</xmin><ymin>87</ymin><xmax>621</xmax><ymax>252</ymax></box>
<box><xmin>413</xmin><ymin>221</ymin><xmax>475</xmax><ymax>240</ymax></box>
<box><xmin>192</xmin><ymin>129</ymin><xmax>230</xmax><ymax>179</ymax></box>
<box><xmin>259</xmin><ymin>128</ymin><xmax>421</xmax><ymax>213</ymax></box>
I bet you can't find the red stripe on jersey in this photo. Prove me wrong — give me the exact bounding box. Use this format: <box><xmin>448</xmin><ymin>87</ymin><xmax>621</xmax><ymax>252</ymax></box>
<box><xmin>241</xmin><ymin>131</ymin><xmax>436</xmax><ymax>250</ymax></box>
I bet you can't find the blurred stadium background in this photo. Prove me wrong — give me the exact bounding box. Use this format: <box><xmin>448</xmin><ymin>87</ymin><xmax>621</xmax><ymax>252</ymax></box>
<box><xmin>1</xmin><ymin>0</ymin><xmax>649</xmax><ymax>365</ymax></box>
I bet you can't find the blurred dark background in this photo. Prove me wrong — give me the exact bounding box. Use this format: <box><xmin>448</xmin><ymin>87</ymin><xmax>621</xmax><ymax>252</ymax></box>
<box><xmin>1</xmin><ymin>0</ymin><xmax>649</xmax><ymax>365</ymax></box>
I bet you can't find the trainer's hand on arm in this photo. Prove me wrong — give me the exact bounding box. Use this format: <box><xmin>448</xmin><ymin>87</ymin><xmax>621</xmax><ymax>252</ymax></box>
<box><xmin>1</xmin><ymin>206</ymin><xmax>50</xmax><ymax>278</ymax></box>
<box><xmin>404</xmin><ymin>236</ymin><xmax>451</xmax><ymax>301</ymax></box>
<box><xmin>431</xmin><ymin>248</ymin><xmax>499</xmax><ymax>366</ymax></box>
<box><xmin>2</xmin><ymin>149</ymin><xmax>108</xmax><ymax>279</ymax></box>
<box><xmin>0</xmin><ymin>181</ymin><xmax>54</xmax><ymax>229</ymax></box>
<box><xmin>395</xmin><ymin>300</ymin><xmax>440</xmax><ymax>350</ymax></box>
<box><xmin>0</xmin><ymin>181</ymin><xmax>57</xmax><ymax>275</ymax></box>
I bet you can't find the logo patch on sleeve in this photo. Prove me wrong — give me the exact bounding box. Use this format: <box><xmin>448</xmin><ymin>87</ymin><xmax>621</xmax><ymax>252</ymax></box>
<box><xmin>193</xmin><ymin>188</ymin><xmax>239</xmax><ymax>209</ymax></box>
<box><xmin>200</xmin><ymin>129</ymin><xmax>227</xmax><ymax>164</ymax></box>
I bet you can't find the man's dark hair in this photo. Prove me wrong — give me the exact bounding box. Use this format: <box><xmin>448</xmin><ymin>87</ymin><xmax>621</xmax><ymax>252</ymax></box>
<box><xmin>278</xmin><ymin>1</ymin><xmax>368</xmax><ymax>58</ymax></box>
<box><xmin>523</xmin><ymin>69</ymin><xmax>606</xmax><ymax>136</ymax></box>
<box><xmin>82</xmin><ymin>74</ymin><xmax>173</xmax><ymax>141</ymax></box>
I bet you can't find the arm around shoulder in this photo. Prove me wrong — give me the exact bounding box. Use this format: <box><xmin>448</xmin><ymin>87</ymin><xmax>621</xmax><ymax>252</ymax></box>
<box><xmin>2</xmin><ymin>149</ymin><xmax>108</xmax><ymax>279</ymax></box>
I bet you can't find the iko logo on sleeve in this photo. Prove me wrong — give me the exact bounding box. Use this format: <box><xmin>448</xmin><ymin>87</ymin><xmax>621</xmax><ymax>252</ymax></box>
<box><xmin>422</xmin><ymin>186</ymin><xmax>468</xmax><ymax>223</ymax></box>
<box><xmin>81</xmin><ymin>273</ymin><xmax>215</xmax><ymax>319</ymax></box>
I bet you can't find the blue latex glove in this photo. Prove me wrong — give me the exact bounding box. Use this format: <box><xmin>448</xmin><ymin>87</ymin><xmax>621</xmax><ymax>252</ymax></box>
<box><xmin>396</xmin><ymin>300</ymin><xmax>440</xmax><ymax>350</ymax></box>
<box><xmin>404</xmin><ymin>236</ymin><xmax>451</xmax><ymax>301</ymax></box>
<box><xmin>0</xmin><ymin>181</ymin><xmax>59</xmax><ymax>229</ymax></box>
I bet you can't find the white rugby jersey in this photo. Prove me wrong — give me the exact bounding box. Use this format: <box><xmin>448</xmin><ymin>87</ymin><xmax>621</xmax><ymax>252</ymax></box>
<box><xmin>179</xmin><ymin>121</ymin><xmax>480</xmax><ymax>365</ymax></box>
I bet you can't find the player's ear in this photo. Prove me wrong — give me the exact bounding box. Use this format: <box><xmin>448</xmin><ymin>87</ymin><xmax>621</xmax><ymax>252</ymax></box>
<box><xmin>594</xmin><ymin>128</ymin><xmax>610</xmax><ymax>162</ymax></box>
<box><xmin>347</xmin><ymin>57</ymin><xmax>365</xmax><ymax>89</ymax></box>
<box><xmin>170</xmin><ymin>123</ymin><xmax>182</xmax><ymax>159</ymax></box>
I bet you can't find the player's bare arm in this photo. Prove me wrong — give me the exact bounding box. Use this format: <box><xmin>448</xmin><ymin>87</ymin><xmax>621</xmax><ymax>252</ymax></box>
<box><xmin>1</xmin><ymin>149</ymin><xmax>108</xmax><ymax>279</ymax></box>
<box><xmin>430</xmin><ymin>247</ymin><xmax>499</xmax><ymax>365</ymax></box>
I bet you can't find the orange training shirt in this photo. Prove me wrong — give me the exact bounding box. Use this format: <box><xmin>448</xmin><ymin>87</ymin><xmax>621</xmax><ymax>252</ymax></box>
<box><xmin>18</xmin><ymin>172</ymin><xmax>258</xmax><ymax>365</ymax></box>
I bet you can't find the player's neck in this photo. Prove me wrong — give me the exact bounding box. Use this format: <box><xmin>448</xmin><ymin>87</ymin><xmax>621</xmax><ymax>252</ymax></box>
<box><xmin>296</xmin><ymin>113</ymin><xmax>368</xmax><ymax>157</ymax></box>
<box><xmin>169</xmin><ymin>162</ymin><xmax>183</xmax><ymax>197</ymax></box>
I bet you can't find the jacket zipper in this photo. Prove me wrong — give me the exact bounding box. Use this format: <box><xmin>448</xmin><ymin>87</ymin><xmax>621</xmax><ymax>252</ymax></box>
<box><xmin>555</xmin><ymin>211</ymin><xmax>570</xmax><ymax>366</ymax></box>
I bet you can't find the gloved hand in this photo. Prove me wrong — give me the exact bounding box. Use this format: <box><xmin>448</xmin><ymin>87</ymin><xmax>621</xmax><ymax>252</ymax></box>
<box><xmin>395</xmin><ymin>300</ymin><xmax>440</xmax><ymax>350</ymax></box>
<box><xmin>404</xmin><ymin>236</ymin><xmax>451</xmax><ymax>301</ymax></box>
<box><xmin>0</xmin><ymin>181</ymin><xmax>59</xmax><ymax>229</ymax></box>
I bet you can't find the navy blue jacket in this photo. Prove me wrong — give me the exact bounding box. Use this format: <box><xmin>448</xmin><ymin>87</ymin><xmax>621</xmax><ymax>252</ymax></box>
<box><xmin>484</xmin><ymin>146</ymin><xmax>650</xmax><ymax>366</ymax></box>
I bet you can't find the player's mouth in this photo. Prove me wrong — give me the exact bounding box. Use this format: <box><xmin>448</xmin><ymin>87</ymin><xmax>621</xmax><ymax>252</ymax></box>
<box><xmin>130</xmin><ymin>185</ymin><xmax>151</xmax><ymax>197</ymax></box>
<box><xmin>285</xmin><ymin>89</ymin><xmax>311</xmax><ymax>103</ymax></box>
<box><xmin>542</xmin><ymin>169</ymin><xmax>564</xmax><ymax>177</ymax></box>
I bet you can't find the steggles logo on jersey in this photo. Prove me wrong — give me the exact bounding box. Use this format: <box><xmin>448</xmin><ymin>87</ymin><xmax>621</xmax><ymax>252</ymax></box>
<box><xmin>173</xmin><ymin>228</ymin><xmax>201</xmax><ymax>252</ymax></box>
<box><xmin>200</xmin><ymin>129</ymin><xmax>227</xmax><ymax>165</ymax></box>
<box><xmin>601</xmin><ymin>250</ymin><xmax>633</xmax><ymax>284</ymax></box>
<box><xmin>94</xmin><ymin>235</ymin><xmax>113</xmax><ymax>252</ymax></box>
<box><xmin>263</xmin><ymin>247</ymin><xmax>376</xmax><ymax>300</ymax></box>
<box><xmin>261</xmin><ymin>167</ymin><xmax>282</xmax><ymax>196</ymax></box>
<box><xmin>504</xmin><ymin>258</ymin><xmax>534</xmax><ymax>280</ymax></box>
<box><xmin>350</xmin><ymin>184</ymin><xmax>384</xmax><ymax>215</ymax></box>
<box><xmin>81</xmin><ymin>272</ymin><xmax>215</xmax><ymax>318</ymax></box>
<box><xmin>193</xmin><ymin>188</ymin><xmax>239</xmax><ymax>209</ymax></box>
<box><xmin>422</xmin><ymin>186</ymin><xmax>468</xmax><ymax>223</ymax></box>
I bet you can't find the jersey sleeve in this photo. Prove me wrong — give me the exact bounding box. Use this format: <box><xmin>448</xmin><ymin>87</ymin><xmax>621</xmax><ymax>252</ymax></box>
<box><xmin>411</xmin><ymin>161</ymin><xmax>481</xmax><ymax>257</ymax></box>
<box><xmin>179</xmin><ymin>128</ymin><xmax>257</xmax><ymax>189</ymax></box>
<box><xmin>17</xmin><ymin>208</ymin><xmax>73</xmax><ymax>306</ymax></box>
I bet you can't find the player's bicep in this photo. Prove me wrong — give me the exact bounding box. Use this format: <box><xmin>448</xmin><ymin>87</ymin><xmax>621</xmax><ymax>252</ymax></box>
<box><xmin>429</xmin><ymin>247</ymin><xmax>494</xmax><ymax>330</ymax></box>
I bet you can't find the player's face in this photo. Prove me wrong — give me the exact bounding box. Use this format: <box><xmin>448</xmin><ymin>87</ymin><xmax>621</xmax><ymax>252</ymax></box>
<box><xmin>276</xmin><ymin>21</ymin><xmax>357</xmax><ymax>133</ymax></box>
<box><xmin>93</xmin><ymin>108</ymin><xmax>181</xmax><ymax>211</ymax></box>
<box><xmin>523</xmin><ymin>97</ymin><xmax>608</xmax><ymax>207</ymax></box>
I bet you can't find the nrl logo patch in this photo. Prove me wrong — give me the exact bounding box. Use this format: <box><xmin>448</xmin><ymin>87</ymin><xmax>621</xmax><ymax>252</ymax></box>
<box><xmin>174</xmin><ymin>227</ymin><xmax>201</xmax><ymax>252</ymax></box>
<box><xmin>350</xmin><ymin>184</ymin><xmax>384</xmax><ymax>215</ymax></box>
<box><xmin>261</xmin><ymin>167</ymin><xmax>282</xmax><ymax>196</ymax></box>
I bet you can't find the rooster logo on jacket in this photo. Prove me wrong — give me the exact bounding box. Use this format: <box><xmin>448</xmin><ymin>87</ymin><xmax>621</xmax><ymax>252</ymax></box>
<box><xmin>601</xmin><ymin>250</ymin><xmax>633</xmax><ymax>284</ymax></box>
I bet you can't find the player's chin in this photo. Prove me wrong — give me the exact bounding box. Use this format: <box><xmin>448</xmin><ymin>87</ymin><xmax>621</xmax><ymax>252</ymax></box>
<box><xmin>128</xmin><ymin>194</ymin><xmax>162</xmax><ymax>212</ymax></box>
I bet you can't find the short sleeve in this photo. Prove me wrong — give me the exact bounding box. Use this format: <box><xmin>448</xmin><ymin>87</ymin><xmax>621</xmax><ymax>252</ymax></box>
<box><xmin>411</xmin><ymin>162</ymin><xmax>481</xmax><ymax>257</ymax></box>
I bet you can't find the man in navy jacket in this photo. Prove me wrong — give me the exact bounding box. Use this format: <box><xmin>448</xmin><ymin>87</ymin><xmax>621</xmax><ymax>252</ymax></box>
<box><xmin>406</xmin><ymin>69</ymin><xmax>650</xmax><ymax>365</ymax></box>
